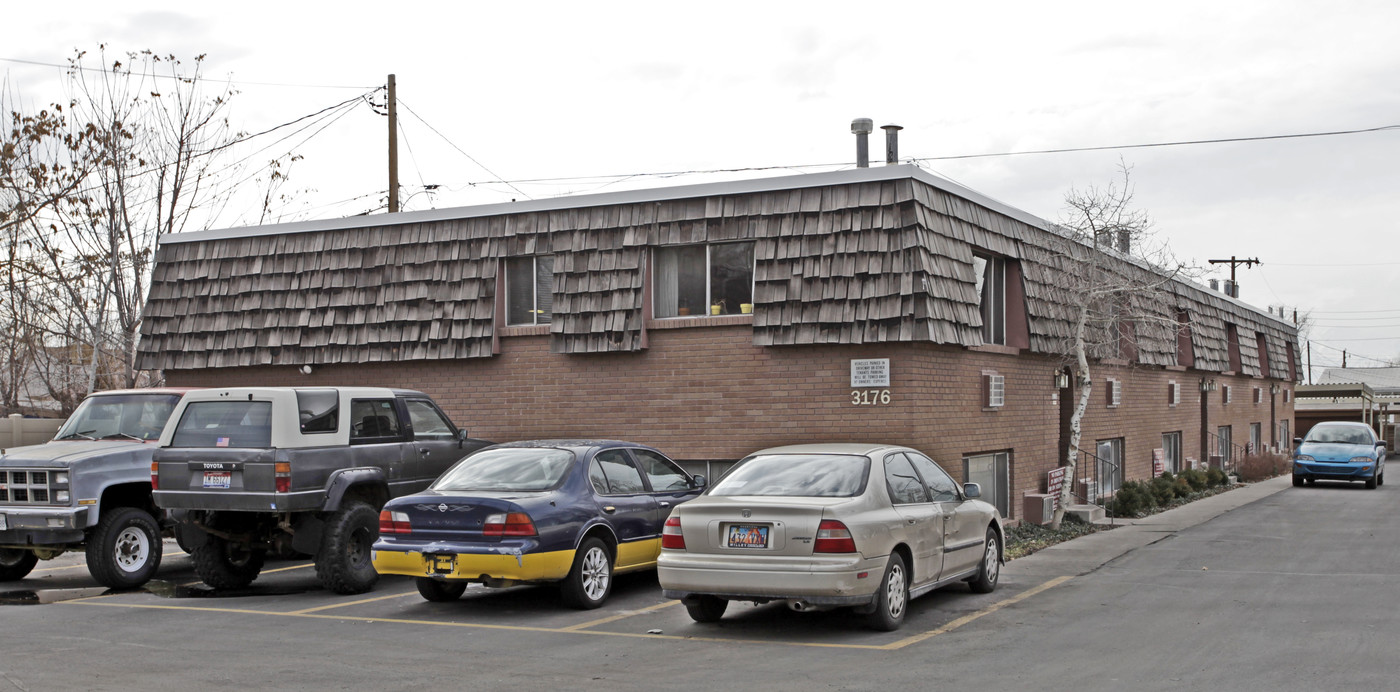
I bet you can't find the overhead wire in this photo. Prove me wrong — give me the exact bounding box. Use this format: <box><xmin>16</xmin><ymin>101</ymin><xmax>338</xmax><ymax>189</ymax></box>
<box><xmin>0</xmin><ymin>56</ymin><xmax>376</xmax><ymax>89</ymax></box>
<box><xmin>395</xmin><ymin>99</ymin><xmax>532</xmax><ymax>201</ymax></box>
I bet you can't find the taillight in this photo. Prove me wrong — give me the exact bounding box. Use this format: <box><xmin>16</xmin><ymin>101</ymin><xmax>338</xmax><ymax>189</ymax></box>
<box><xmin>814</xmin><ymin>520</ymin><xmax>857</xmax><ymax>553</ymax></box>
<box><xmin>274</xmin><ymin>462</ymin><xmax>291</xmax><ymax>493</ymax></box>
<box><xmin>150</xmin><ymin>461</ymin><xmax>159</xmax><ymax>491</ymax></box>
<box><xmin>379</xmin><ymin>510</ymin><xmax>411</xmax><ymax>535</ymax></box>
<box><xmin>483</xmin><ymin>512</ymin><xmax>537</xmax><ymax>537</ymax></box>
<box><xmin>661</xmin><ymin>516</ymin><xmax>685</xmax><ymax>550</ymax></box>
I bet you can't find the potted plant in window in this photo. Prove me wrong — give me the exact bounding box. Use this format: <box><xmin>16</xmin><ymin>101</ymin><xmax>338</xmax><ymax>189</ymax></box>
<box><xmin>710</xmin><ymin>299</ymin><xmax>727</xmax><ymax>316</ymax></box>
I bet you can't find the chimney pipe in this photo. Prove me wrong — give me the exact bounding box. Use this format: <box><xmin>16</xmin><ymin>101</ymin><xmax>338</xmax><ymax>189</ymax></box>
<box><xmin>1115</xmin><ymin>229</ymin><xmax>1129</xmax><ymax>254</ymax></box>
<box><xmin>881</xmin><ymin>124</ymin><xmax>902</xmax><ymax>165</ymax></box>
<box><xmin>1209</xmin><ymin>279</ymin><xmax>1219</xmax><ymax>292</ymax></box>
<box><xmin>851</xmin><ymin>118</ymin><xmax>873</xmax><ymax>168</ymax></box>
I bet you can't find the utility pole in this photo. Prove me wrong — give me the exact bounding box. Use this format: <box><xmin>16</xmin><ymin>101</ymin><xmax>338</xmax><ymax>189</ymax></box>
<box><xmin>1207</xmin><ymin>256</ymin><xmax>1260</xmax><ymax>297</ymax></box>
<box><xmin>387</xmin><ymin>74</ymin><xmax>399</xmax><ymax>213</ymax></box>
<box><xmin>1343</xmin><ymin>350</ymin><xmax>1348</xmax><ymax>368</ymax></box>
<box><xmin>1307</xmin><ymin>341</ymin><xmax>1312</xmax><ymax>384</ymax></box>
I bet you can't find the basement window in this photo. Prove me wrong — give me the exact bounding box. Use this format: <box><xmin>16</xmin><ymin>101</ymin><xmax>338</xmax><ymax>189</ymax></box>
<box><xmin>506</xmin><ymin>256</ymin><xmax>554</xmax><ymax>326</ymax></box>
<box><xmin>653</xmin><ymin>242</ymin><xmax>754</xmax><ymax>318</ymax></box>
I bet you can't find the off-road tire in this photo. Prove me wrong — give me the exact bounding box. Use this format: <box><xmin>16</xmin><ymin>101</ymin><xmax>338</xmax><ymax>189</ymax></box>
<box><xmin>191</xmin><ymin>534</ymin><xmax>266</xmax><ymax>589</ymax></box>
<box><xmin>416</xmin><ymin>577</ymin><xmax>467</xmax><ymax>602</ymax></box>
<box><xmin>87</xmin><ymin>507</ymin><xmax>163</xmax><ymax>589</ymax></box>
<box><xmin>684</xmin><ymin>595</ymin><xmax>729</xmax><ymax>623</ymax></box>
<box><xmin>865</xmin><ymin>553</ymin><xmax>909</xmax><ymax>632</ymax></box>
<box><xmin>560</xmin><ymin>537</ymin><xmax>612</xmax><ymax>609</ymax></box>
<box><xmin>969</xmin><ymin>527</ymin><xmax>1001</xmax><ymax>594</ymax></box>
<box><xmin>0</xmin><ymin>548</ymin><xmax>38</xmax><ymax>581</ymax></box>
<box><xmin>315</xmin><ymin>502</ymin><xmax>380</xmax><ymax>595</ymax></box>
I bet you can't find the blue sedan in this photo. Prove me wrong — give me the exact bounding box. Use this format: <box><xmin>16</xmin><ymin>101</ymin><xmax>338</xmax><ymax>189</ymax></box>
<box><xmin>1292</xmin><ymin>422</ymin><xmax>1387</xmax><ymax>489</ymax></box>
<box><xmin>372</xmin><ymin>440</ymin><xmax>704</xmax><ymax>608</ymax></box>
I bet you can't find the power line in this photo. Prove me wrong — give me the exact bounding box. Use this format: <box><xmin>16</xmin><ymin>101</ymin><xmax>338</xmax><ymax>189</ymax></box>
<box><xmin>395</xmin><ymin>99</ymin><xmax>532</xmax><ymax>201</ymax></box>
<box><xmin>0</xmin><ymin>56</ymin><xmax>375</xmax><ymax>90</ymax></box>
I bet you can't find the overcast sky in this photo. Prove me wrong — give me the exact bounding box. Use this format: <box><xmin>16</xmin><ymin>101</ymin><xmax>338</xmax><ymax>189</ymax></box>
<box><xmin>6</xmin><ymin>1</ymin><xmax>1399</xmax><ymax>377</ymax></box>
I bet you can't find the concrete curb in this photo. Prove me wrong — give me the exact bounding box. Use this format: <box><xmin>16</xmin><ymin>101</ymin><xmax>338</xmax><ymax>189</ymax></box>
<box><xmin>1007</xmin><ymin>475</ymin><xmax>1292</xmax><ymax>578</ymax></box>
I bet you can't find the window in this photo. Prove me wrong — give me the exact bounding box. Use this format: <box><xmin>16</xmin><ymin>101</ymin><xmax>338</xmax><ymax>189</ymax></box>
<box><xmin>405</xmin><ymin>399</ymin><xmax>455</xmax><ymax>440</ymax></box>
<box><xmin>1256</xmin><ymin>333</ymin><xmax>1272</xmax><ymax>376</ymax></box>
<box><xmin>907</xmin><ymin>452</ymin><xmax>960</xmax><ymax>503</ymax></box>
<box><xmin>983</xmin><ymin>373</ymin><xmax>1005</xmax><ymax>408</ymax></box>
<box><xmin>1283</xmin><ymin>389</ymin><xmax>1291</xmax><ymax>403</ymax></box>
<box><xmin>1222</xmin><ymin>385</ymin><xmax>1232</xmax><ymax>405</ymax></box>
<box><xmin>1106</xmin><ymin>379</ymin><xmax>1122</xmax><ymax>407</ymax></box>
<box><xmin>1279</xmin><ymin>419</ymin><xmax>1291</xmax><ymax>446</ymax></box>
<box><xmin>1249</xmin><ymin>423</ymin><xmax>1262</xmax><ymax>454</ymax></box>
<box><xmin>1217</xmin><ymin>425</ymin><xmax>1233</xmax><ymax>462</ymax></box>
<box><xmin>349</xmin><ymin>399</ymin><xmax>404</xmax><ymax>442</ymax></box>
<box><xmin>1168</xmin><ymin>381</ymin><xmax>1179</xmax><ymax>407</ymax></box>
<box><xmin>962</xmin><ymin>452</ymin><xmax>1010</xmax><ymax>517</ymax></box>
<box><xmin>654</xmin><ymin>242</ymin><xmax>754</xmax><ymax>318</ymax></box>
<box><xmin>1253</xmin><ymin>387</ymin><xmax>1262</xmax><ymax>404</ymax></box>
<box><xmin>1175</xmin><ymin>309</ymin><xmax>1194</xmax><ymax>367</ymax></box>
<box><xmin>1162</xmin><ymin>432</ymin><xmax>1182</xmax><ymax>475</ymax></box>
<box><xmin>630</xmin><ymin>449</ymin><xmax>691</xmax><ymax>491</ymax></box>
<box><xmin>1226</xmin><ymin>324</ymin><xmax>1243</xmax><ymax>372</ymax></box>
<box><xmin>435</xmin><ymin>448</ymin><xmax>573</xmax><ymax>492</ymax></box>
<box><xmin>1095</xmin><ymin>439</ymin><xmax>1123</xmax><ymax>496</ymax></box>
<box><xmin>884</xmin><ymin>453</ymin><xmax>929</xmax><ymax>505</ymax></box>
<box><xmin>591</xmin><ymin>450</ymin><xmax>646</xmax><ymax>494</ymax></box>
<box><xmin>973</xmin><ymin>253</ymin><xmax>1007</xmax><ymax>345</ymax></box>
<box><xmin>170</xmin><ymin>401</ymin><xmax>272</xmax><ymax>448</ymax></box>
<box><xmin>296</xmin><ymin>389</ymin><xmax>339</xmax><ymax>434</ymax></box>
<box><xmin>1285</xmin><ymin>342</ymin><xmax>1298</xmax><ymax>381</ymax></box>
<box><xmin>506</xmin><ymin>256</ymin><xmax>554</xmax><ymax>326</ymax></box>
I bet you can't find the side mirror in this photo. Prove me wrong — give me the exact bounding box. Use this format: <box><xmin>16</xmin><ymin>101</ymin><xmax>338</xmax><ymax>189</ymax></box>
<box><xmin>1293</xmin><ymin>437</ymin><xmax>1303</xmax><ymax>446</ymax></box>
<box><xmin>1378</xmin><ymin>442</ymin><xmax>1388</xmax><ymax>450</ymax></box>
<box><xmin>691</xmin><ymin>475</ymin><xmax>707</xmax><ymax>489</ymax></box>
<box><xmin>963</xmin><ymin>482</ymin><xmax>982</xmax><ymax>499</ymax></box>
<box><xmin>457</xmin><ymin>429</ymin><xmax>469</xmax><ymax>447</ymax></box>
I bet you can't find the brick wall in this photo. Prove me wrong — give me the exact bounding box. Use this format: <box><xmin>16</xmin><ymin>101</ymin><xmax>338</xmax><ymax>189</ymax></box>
<box><xmin>165</xmin><ymin>323</ymin><xmax>1295</xmax><ymax>521</ymax></box>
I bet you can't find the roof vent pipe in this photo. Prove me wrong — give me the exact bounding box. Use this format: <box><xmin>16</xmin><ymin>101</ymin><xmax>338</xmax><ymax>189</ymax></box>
<box><xmin>852</xmin><ymin>118</ymin><xmax>873</xmax><ymax>168</ymax></box>
<box><xmin>881</xmin><ymin>124</ymin><xmax>902</xmax><ymax>165</ymax></box>
<box><xmin>1209</xmin><ymin>278</ymin><xmax>1219</xmax><ymax>292</ymax></box>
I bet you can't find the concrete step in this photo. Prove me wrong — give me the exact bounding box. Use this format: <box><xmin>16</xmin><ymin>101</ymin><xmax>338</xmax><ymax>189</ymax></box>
<box><xmin>1065</xmin><ymin>503</ymin><xmax>1105</xmax><ymax>524</ymax></box>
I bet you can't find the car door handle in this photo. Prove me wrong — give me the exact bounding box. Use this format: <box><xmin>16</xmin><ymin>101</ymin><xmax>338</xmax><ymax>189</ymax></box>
<box><xmin>602</xmin><ymin>506</ymin><xmax>616</xmax><ymax>514</ymax></box>
<box><xmin>906</xmin><ymin>517</ymin><xmax>917</xmax><ymax>525</ymax></box>
<box><xmin>659</xmin><ymin>501</ymin><xmax>671</xmax><ymax>508</ymax></box>
<box><xmin>418</xmin><ymin>448</ymin><xmax>430</xmax><ymax>456</ymax></box>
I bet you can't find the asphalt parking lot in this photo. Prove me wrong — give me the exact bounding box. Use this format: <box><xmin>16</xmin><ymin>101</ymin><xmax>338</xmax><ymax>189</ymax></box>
<box><xmin>16</xmin><ymin>475</ymin><xmax>1393</xmax><ymax>692</ymax></box>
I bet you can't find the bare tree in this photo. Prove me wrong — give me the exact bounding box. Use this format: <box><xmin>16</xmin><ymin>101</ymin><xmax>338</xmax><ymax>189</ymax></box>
<box><xmin>1040</xmin><ymin>163</ymin><xmax>1190</xmax><ymax>529</ymax></box>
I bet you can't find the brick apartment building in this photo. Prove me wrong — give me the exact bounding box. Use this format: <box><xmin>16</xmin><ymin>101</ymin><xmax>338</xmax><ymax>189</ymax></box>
<box><xmin>135</xmin><ymin>165</ymin><xmax>1299</xmax><ymax>521</ymax></box>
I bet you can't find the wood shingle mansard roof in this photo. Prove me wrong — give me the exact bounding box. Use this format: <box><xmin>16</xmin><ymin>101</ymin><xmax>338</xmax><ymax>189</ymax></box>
<box><xmin>137</xmin><ymin>165</ymin><xmax>1298</xmax><ymax>378</ymax></box>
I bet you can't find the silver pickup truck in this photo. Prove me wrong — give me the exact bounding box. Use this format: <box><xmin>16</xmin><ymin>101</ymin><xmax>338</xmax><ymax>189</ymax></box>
<box><xmin>1</xmin><ymin>389</ymin><xmax>191</xmax><ymax>588</ymax></box>
<box><xmin>152</xmin><ymin>387</ymin><xmax>489</xmax><ymax>594</ymax></box>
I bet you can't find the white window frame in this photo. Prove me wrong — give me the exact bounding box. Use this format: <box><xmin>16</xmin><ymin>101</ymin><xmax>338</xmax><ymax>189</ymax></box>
<box><xmin>984</xmin><ymin>373</ymin><xmax>1005</xmax><ymax>408</ymax></box>
<box><xmin>1106</xmin><ymin>378</ymin><xmax>1122</xmax><ymax>407</ymax></box>
<box><xmin>963</xmin><ymin>451</ymin><xmax>1010</xmax><ymax>518</ymax></box>
<box><xmin>1249</xmin><ymin>423</ymin><xmax>1262</xmax><ymax>454</ymax></box>
<box><xmin>653</xmin><ymin>242</ymin><xmax>755</xmax><ymax>318</ymax></box>
<box><xmin>1222</xmin><ymin>385</ymin><xmax>1232</xmax><ymax>405</ymax></box>
<box><xmin>1253</xmin><ymin>387</ymin><xmax>1262</xmax><ymax>404</ymax></box>
<box><xmin>972</xmin><ymin>253</ymin><xmax>1007</xmax><ymax>345</ymax></box>
<box><xmin>504</xmin><ymin>255</ymin><xmax>554</xmax><ymax>326</ymax></box>
<box><xmin>1162</xmin><ymin>432</ymin><xmax>1182</xmax><ymax>475</ymax></box>
<box><xmin>1168</xmin><ymin>380</ymin><xmax>1180</xmax><ymax>407</ymax></box>
<box><xmin>1096</xmin><ymin>438</ymin><xmax>1124</xmax><ymax>496</ymax></box>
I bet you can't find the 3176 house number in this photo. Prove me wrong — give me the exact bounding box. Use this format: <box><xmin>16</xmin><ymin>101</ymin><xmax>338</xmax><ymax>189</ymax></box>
<box><xmin>850</xmin><ymin>389</ymin><xmax>892</xmax><ymax>405</ymax></box>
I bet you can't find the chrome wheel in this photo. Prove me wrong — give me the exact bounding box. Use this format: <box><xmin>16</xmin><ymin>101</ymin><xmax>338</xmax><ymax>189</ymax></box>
<box><xmin>580</xmin><ymin>545</ymin><xmax>611</xmax><ymax>601</ymax></box>
<box><xmin>884</xmin><ymin>561</ymin><xmax>907</xmax><ymax>620</ymax></box>
<box><xmin>982</xmin><ymin>537</ymin><xmax>1000</xmax><ymax>587</ymax></box>
<box><xmin>113</xmin><ymin>526</ymin><xmax>151</xmax><ymax>573</ymax></box>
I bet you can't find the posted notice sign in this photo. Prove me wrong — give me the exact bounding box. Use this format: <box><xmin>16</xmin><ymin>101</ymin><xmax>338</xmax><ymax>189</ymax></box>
<box><xmin>850</xmin><ymin>359</ymin><xmax>890</xmax><ymax>388</ymax></box>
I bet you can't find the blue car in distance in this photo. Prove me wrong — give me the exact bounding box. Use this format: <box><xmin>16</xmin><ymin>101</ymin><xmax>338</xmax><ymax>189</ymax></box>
<box><xmin>1292</xmin><ymin>422</ymin><xmax>1387</xmax><ymax>489</ymax></box>
<box><xmin>372</xmin><ymin>440</ymin><xmax>705</xmax><ymax>608</ymax></box>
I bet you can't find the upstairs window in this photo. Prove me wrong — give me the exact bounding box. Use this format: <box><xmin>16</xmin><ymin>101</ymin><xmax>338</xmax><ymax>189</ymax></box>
<box><xmin>973</xmin><ymin>253</ymin><xmax>1007</xmax><ymax>345</ymax></box>
<box><xmin>654</xmin><ymin>242</ymin><xmax>754</xmax><ymax>318</ymax></box>
<box><xmin>983</xmin><ymin>372</ymin><xmax>1005</xmax><ymax>408</ymax></box>
<box><xmin>1106</xmin><ymin>378</ymin><xmax>1122</xmax><ymax>407</ymax></box>
<box><xmin>506</xmin><ymin>256</ymin><xmax>554</xmax><ymax>326</ymax></box>
<box><xmin>1168</xmin><ymin>381</ymin><xmax>1180</xmax><ymax>407</ymax></box>
<box><xmin>1226</xmin><ymin>324</ymin><xmax>1243</xmax><ymax>373</ymax></box>
<box><xmin>1222</xmin><ymin>385</ymin><xmax>1232</xmax><ymax>405</ymax></box>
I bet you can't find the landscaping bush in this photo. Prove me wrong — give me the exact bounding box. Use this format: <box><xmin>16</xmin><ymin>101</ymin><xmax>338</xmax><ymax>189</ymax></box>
<box><xmin>1179</xmin><ymin>468</ymin><xmax>1208</xmax><ymax>492</ymax></box>
<box><xmin>1111</xmin><ymin>480</ymin><xmax>1156</xmax><ymax>516</ymax></box>
<box><xmin>1238</xmin><ymin>452</ymin><xmax>1290</xmax><ymax>482</ymax></box>
<box><xmin>1205</xmin><ymin>467</ymin><xmax>1227</xmax><ymax>487</ymax></box>
<box><xmin>1148</xmin><ymin>475</ymin><xmax>1180</xmax><ymax>505</ymax></box>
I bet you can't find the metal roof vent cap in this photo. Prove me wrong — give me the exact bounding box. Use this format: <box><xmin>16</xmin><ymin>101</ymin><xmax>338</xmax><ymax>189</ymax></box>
<box><xmin>881</xmin><ymin>124</ymin><xmax>902</xmax><ymax>165</ymax></box>
<box><xmin>851</xmin><ymin>118</ymin><xmax>874</xmax><ymax>168</ymax></box>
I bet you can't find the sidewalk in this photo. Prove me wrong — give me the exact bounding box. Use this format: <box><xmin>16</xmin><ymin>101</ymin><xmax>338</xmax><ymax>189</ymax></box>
<box><xmin>1008</xmin><ymin>474</ymin><xmax>1292</xmax><ymax>578</ymax></box>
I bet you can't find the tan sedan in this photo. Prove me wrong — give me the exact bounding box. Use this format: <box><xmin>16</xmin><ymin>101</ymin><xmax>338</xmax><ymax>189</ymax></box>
<box><xmin>657</xmin><ymin>443</ymin><xmax>1003</xmax><ymax>631</ymax></box>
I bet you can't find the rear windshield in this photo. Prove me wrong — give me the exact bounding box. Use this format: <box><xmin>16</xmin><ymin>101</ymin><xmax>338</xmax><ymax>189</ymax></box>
<box><xmin>1304</xmin><ymin>426</ymin><xmax>1372</xmax><ymax>445</ymax></box>
<box><xmin>709</xmin><ymin>454</ymin><xmax>870</xmax><ymax>497</ymax></box>
<box><xmin>432</xmin><ymin>448</ymin><xmax>575</xmax><ymax>492</ymax></box>
<box><xmin>55</xmin><ymin>393</ymin><xmax>182</xmax><ymax>442</ymax></box>
<box><xmin>169</xmin><ymin>401</ymin><xmax>273</xmax><ymax>448</ymax></box>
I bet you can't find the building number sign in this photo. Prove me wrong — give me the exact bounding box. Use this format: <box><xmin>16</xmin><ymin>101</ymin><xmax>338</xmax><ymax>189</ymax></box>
<box><xmin>850</xmin><ymin>358</ymin><xmax>892</xmax><ymax>405</ymax></box>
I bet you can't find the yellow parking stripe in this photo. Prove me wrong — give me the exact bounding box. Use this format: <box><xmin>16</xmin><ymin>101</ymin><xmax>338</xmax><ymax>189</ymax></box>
<box><xmin>32</xmin><ymin>563</ymin><xmax>88</xmax><ymax>574</ymax></box>
<box><xmin>261</xmin><ymin>562</ymin><xmax>315</xmax><ymax>574</ymax></box>
<box><xmin>288</xmin><ymin>591</ymin><xmax>418</xmax><ymax>614</ymax></box>
<box><xmin>560</xmin><ymin>599</ymin><xmax>681</xmax><ymax>631</ymax></box>
<box><xmin>881</xmin><ymin>575</ymin><xmax>1074</xmax><ymax>650</ymax></box>
<box><xmin>58</xmin><ymin>575</ymin><xmax>1076</xmax><ymax>651</ymax></box>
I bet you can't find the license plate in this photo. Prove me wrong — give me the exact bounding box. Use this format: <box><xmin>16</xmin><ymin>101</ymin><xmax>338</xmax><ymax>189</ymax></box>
<box><xmin>727</xmin><ymin>524</ymin><xmax>770</xmax><ymax>549</ymax></box>
<box><xmin>431</xmin><ymin>554</ymin><xmax>456</xmax><ymax>574</ymax></box>
<box><xmin>0</xmin><ymin>514</ymin><xmax>7</xmax><ymax>531</ymax></box>
<box><xmin>202</xmin><ymin>472</ymin><xmax>232</xmax><ymax>489</ymax></box>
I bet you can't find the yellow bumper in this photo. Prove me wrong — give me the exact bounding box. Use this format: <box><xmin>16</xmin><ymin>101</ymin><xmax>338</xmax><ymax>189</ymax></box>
<box><xmin>372</xmin><ymin>548</ymin><xmax>575</xmax><ymax>583</ymax></box>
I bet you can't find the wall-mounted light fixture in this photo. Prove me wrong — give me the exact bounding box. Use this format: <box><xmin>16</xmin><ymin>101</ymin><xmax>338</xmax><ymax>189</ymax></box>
<box><xmin>1199</xmin><ymin>378</ymin><xmax>1217</xmax><ymax>393</ymax></box>
<box><xmin>1054</xmin><ymin>371</ymin><xmax>1071</xmax><ymax>389</ymax></box>
<box><xmin>1270</xmin><ymin>383</ymin><xmax>1280</xmax><ymax>394</ymax></box>
<box><xmin>299</xmin><ymin>365</ymin><xmax>313</xmax><ymax>375</ymax></box>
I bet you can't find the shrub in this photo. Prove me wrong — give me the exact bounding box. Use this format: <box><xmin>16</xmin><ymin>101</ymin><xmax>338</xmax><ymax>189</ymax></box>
<box><xmin>1238</xmin><ymin>452</ymin><xmax>1290</xmax><ymax>482</ymax></box>
<box><xmin>1179</xmin><ymin>468</ymin><xmax>1209</xmax><ymax>492</ymax></box>
<box><xmin>1174</xmin><ymin>476</ymin><xmax>1194</xmax><ymax>497</ymax></box>
<box><xmin>1205</xmin><ymin>467</ymin><xmax>1227</xmax><ymax>487</ymax></box>
<box><xmin>1110</xmin><ymin>481</ymin><xmax>1154</xmax><ymax>516</ymax></box>
<box><xmin>1148</xmin><ymin>476</ymin><xmax>1179</xmax><ymax>505</ymax></box>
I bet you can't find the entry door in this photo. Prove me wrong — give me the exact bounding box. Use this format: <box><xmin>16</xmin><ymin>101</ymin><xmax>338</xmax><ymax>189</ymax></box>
<box><xmin>589</xmin><ymin>450</ymin><xmax>660</xmax><ymax>569</ymax></box>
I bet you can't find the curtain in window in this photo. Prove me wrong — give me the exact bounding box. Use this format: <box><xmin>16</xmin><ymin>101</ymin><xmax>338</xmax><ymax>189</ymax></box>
<box><xmin>654</xmin><ymin>248</ymin><xmax>679</xmax><ymax>317</ymax></box>
<box><xmin>535</xmin><ymin>257</ymin><xmax>554</xmax><ymax>325</ymax></box>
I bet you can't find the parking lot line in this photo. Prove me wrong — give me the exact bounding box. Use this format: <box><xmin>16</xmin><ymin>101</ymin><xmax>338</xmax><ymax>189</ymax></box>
<box><xmin>879</xmin><ymin>575</ymin><xmax>1074</xmax><ymax>650</ymax></box>
<box><xmin>261</xmin><ymin>562</ymin><xmax>315</xmax><ymax>574</ymax></box>
<box><xmin>32</xmin><ymin>563</ymin><xmax>88</xmax><ymax>573</ymax></box>
<box><xmin>559</xmin><ymin>599</ymin><xmax>681</xmax><ymax>631</ymax></box>
<box><xmin>287</xmin><ymin>591</ymin><xmax>418</xmax><ymax>614</ymax></box>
